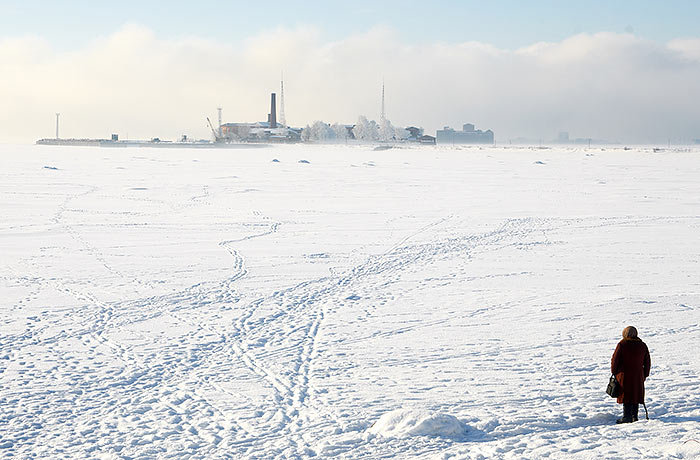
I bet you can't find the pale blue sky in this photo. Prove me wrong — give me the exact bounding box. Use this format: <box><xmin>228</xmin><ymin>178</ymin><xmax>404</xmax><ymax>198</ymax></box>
<box><xmin>2</xmin><ymin>0</ymin><xmax>699</xmax><ymax>50</ymax></box>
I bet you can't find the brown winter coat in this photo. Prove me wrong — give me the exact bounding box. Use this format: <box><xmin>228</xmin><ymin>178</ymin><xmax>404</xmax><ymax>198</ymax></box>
<box><xmin>611</xmin><ymin>337</ymin><xmax>651</xmax><ymax>404</ymax></box>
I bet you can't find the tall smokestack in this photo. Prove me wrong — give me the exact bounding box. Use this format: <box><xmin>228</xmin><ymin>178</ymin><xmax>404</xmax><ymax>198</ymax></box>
<box><xmin>270</xmin><ymin>93</ymin><xmax>277</xmax><ymax>129</ymax></box>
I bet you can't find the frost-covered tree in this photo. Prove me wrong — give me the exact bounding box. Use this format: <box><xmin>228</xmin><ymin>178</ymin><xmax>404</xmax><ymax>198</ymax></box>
<box><xmin>302</xmin><ymin>121</ymin><xmax>336</xmax><ymax>142</ymax></box>
<box><xmin>394</xmin><ymin>125</ymin><xmax>409</xmax><ymax>141</ymax></box>
<box><xmin>331</xmin><ymin>123</ymin><xmax>349</xmax><ymax>141</ymax></box>
<box><xmin>311</xmin><ymin>121</ymin><xmax>335</xmax><ymax>141</ymax></box>
<box><xmin>378</xmin><ymin>118</ymin><xmax>395</xmax><ymax>142</ymax></box>
<box><xmin>352</xmin><ymin>116</ymin><xmax>379</xmax><ymax>141</ymax></box>
<box><xmin>378</xmin><ymin>118</ymin><xmax>409</xmax><ymax>142</ymax></box>
<box><xmin>302</xmin><ymin>124</ymin><xmax>313</xmax><ymax>142</ymax></box>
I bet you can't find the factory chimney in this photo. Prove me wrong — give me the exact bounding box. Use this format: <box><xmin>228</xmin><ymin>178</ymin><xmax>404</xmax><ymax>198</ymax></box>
<box><xmin>269</xmin><ymin>93</ymin><xmax>277</xmax><ymax>129</ymax></box>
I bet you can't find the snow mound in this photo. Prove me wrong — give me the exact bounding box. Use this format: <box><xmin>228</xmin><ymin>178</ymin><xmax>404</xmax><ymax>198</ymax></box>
<box><xmin>664</xmin><ymin>439</ymin><xmax>700</xmax><ymax>458</ymax></box>
<box><xmin>368</xmin><ymin>409</ymin><xmax>468</xmax><ymax>439</ymax></box>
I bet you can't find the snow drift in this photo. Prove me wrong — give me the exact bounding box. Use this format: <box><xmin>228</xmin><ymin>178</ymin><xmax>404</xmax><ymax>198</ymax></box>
<box><xmin>368</xmin><ymin>409</ymin><xmax>469</xmax><ymax>439</ymax></box>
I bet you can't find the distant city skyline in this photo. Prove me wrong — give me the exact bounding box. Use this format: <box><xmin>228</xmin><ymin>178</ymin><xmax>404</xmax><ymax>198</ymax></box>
<box><xmin>1</xmin><ymin>1</ymin><xmax>700</xmax><ymax>144</ymax></box>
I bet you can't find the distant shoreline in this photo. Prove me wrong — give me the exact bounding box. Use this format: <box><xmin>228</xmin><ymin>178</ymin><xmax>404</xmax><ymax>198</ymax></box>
<box><xmin>35</xmin><ymin>139</ymin><xmax>269</xmax><ymax>149</ymax></box>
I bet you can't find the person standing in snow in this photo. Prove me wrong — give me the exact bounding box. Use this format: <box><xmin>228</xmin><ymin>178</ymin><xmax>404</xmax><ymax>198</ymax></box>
<box><xmin>611</xmin><ymin>326</ymin><xmax>651</xmax><ymax>423</ymax></box>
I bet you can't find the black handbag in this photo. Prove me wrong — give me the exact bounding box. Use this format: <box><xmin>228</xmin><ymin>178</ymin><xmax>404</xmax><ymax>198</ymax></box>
<box><xmin>606</xmin><ymin>374</ymin><xmax>620</xmax><ymax>398</ymax></box>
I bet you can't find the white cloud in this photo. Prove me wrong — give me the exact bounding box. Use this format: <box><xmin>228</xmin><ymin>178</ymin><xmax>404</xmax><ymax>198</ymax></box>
<box><xmin>667</xmin><ymin>38</ymin><xmax>700</xmax><ymax>61</ymax></box>
<box><xmin>1</xmin><ymin>26</ymin><xmax>699</xmax><ymax>143</ymax></box>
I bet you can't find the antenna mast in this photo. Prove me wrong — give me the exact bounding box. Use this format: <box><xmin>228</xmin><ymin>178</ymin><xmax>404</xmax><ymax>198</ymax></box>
<box><xmin>380</xmin><ymin>79</ymin><xmax>386</xmax><ymax>123</ymax></box>
<box><xmin>217</xmin><ymin>107</ymin><xmax>223</xmax><ymax>138</ymax></box>
<box><xmin>279</xmin><ymin>72</ymin><xmax>287</xmax><ymax>128</ymax></box>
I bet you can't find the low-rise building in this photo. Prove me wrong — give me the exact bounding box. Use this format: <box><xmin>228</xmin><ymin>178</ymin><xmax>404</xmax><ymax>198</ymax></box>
<box><xmin>221</xmin><ymin>122</ymin><xmax>263</xmax><ymax>140</ymax></box>
<box><xmin>405</xmin><ymin>126</ymin><xmax>424</xmax><ymax>141</ymax></box>
<box><xmin>437</xmin><ymin>123</ymin><xmax>494</xmax><ymax>144</ymax></box>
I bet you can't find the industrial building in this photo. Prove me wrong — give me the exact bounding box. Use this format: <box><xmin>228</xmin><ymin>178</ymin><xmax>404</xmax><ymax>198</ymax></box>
<box><xmin>220</xmin><ymin>93</ymin><xmax>301</xmax><ymax>143</ymax></box>
<box><xmin>437</xmin><ymin>123</ymin><xmax>494</xmax><ymax>144</ymax></box>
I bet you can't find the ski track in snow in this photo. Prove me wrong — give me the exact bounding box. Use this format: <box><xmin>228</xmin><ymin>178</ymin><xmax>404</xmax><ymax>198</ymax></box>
<box><xmin>2</xmin><ymin>145</ymin><xmax>700</xmax><ymax>459</ymax></box>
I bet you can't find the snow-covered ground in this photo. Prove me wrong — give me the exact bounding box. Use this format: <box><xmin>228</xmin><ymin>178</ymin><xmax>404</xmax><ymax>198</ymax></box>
<box><xmin>1</xmin><ymin>143</ymin><xmax>700</xmax><ymax>459</ymax></box>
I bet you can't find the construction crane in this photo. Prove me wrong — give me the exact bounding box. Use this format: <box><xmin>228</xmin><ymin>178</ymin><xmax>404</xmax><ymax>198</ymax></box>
<box><xmin>207</xmin><ymin>117</ymin><xmax>223</xmax><ymax>143</ymax></box>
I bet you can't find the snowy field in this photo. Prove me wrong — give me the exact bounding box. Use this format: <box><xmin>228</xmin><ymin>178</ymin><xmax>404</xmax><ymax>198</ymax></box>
<box><xmin>1</xmin><ymin>143</ymin><xmax>700</xmax><ymax>459</ymax></box>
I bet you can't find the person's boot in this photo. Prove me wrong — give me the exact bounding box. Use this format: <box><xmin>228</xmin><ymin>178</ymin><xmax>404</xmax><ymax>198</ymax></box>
<box><xmin>617</xmin><ymin>403</ymin><xmax>634</xmax><ymax>423</ymax></box>
<box><xmin>632</xmin><ymin>403</ymin><xmax>639</xmax><ymax>422</ymax></box>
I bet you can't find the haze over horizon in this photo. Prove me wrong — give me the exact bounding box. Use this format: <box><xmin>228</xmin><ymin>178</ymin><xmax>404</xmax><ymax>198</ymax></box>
<box><xmin>2</xmin><ymin>0</ymin><xmax>699</xmax><ymax>144</ymax></box>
